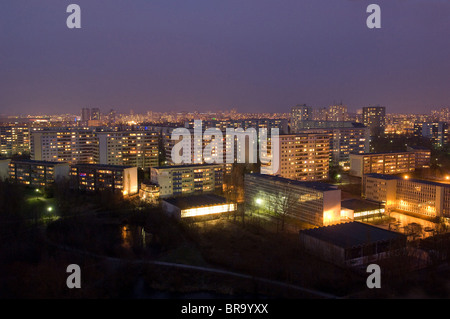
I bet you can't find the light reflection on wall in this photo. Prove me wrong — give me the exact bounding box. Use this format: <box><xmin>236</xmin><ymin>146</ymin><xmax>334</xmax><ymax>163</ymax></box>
<box><xmin>181</xmin><ymin>203</ymin><xmax>236</xmax><ymax>218</ymax></box>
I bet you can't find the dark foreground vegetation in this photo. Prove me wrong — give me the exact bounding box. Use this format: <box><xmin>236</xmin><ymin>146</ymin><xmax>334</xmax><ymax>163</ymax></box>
<box><xmin>2</xmin><ymin>180</ymin><xmax>450</xmax><ymax>298</ymax></box>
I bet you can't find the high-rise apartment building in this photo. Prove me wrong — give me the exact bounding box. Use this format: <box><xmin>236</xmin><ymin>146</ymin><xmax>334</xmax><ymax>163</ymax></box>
<box><xmin>0</xmin><ymin>124</ymin><xmax>30</xmax><ymax>156</ymax></box>
<box><xmin>414</xmin><ymin>122</ymin><xmax>449</xmax><ymax>148</ymax></box>
<box><xmin>96</xmin><ymin>131</ymin><xmax>159</xmax><ymax>169</ymax></box>
<box><xmin>328</xmin><ymin>103</ymin><xmax>348</xmax><ymax>122</ymax></box>
<box><xmin>294</xmin><ymin>121</ymin><xmax>369</xmax><ymax>169</ymax></box>
<box><xmin>363</xmin><ymin>106</ymin><xmax>386</xmax><ymax>137</ymax></box>
<box><xmin>261</xmin><ymin>133</ymin><xmax>330</xmax><ymax>181</ymax></box>
<box><xmin>150</xmin><ymin>164</ymin><xmax>224</xmax><ymax>198</ymax></box>
<box><xmin>30</xmin><ymin>128</ymin><xmax>97</xmax><ymax>164</ymax></box>
<box><xmin>290</xmin><ymin>104</ymin><xmax>313</xmax><ymax>133</ymax></box>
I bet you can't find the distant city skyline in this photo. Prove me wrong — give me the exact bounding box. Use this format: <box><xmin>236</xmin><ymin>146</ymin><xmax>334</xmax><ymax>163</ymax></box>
<box><xmin>1</xmin><ymin>1</ymin><xmax>450</xmax><ymax>116</ymax></box>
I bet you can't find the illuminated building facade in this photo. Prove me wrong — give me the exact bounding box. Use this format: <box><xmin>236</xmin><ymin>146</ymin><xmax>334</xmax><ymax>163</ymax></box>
<box><xmin>261</xmin><ymin>133</ymin><xmax>330</xmax><ymax>181</ymax></box>
<box><xmin>9</xmin><ymin>159</ymin><xmax>70</xmax><ymax>188</ymax></box>
<box><xmin>363</xmin><ymin>106</ymin><xmax>386</xmax><ymax>137</ymax></box>
<box><xmin>150</xmin><ymin>164</ymin><xmax>224</xmax><ymax>198</ymax></box>
<box><xmin>0</xmin><ymin>124</ymin><xmax>30</xmax><ymax>156</ymax></box>
<box><xmin>364</xmin><ymin>173</ymin><xmax>450</xmax><ymax>219</ymax></box>
<box><xmin>139</xmin><ymin>182</ymin><xmax>160</xmax><ymax>204</ymax></box>
<box><xmin>290</xmin><ymin>104</ymin><xmax>313</xmax><ymax>132</ymax></box>
<box><xmin>30</xmin><ymin>128</ymin><xmax>97</xmax><ymax>164</ymax></box>
<box><xmin>70</xmin><ymin>163</ymin><xmax>138</xmax><ymax>195</ymax></box>
<box><xmin>96</xmin><ymin>130</ymin><xmax>159</xmax><ymax>168</ymax></box>
<box><xmin>414</xmin><ymin>122</ymin><xmax>449</xmax><ymax>147</ymax></box>
<box><xmin>162</xmin><ymin>194</ymin><xmax>236</xmax><ymax>219</ymax></box>
<box><xmin>295</xmin><ymin>124</ymin><xmax>369</xmax><ymax>169</ymax></box>
<box><xmin>349</xmin><ymin>149</ymin><xmax>431</xmax><ymax>178</ymax></box>
<box><xmin>327</xmin><ymin>103</ymin><xmax>348</xmax><ymax>122</ymax></box>
<box><xmin>244</xmin><ymin>173</ymin><xmax>341</xmax><ymax>226</ymax></box>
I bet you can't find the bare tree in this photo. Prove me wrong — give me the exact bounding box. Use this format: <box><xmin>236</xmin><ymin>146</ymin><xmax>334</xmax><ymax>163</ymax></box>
<box><xmin>266</xmin><ymin>182</ymin><xmax>298</xmax><ymax>232</ymax></box>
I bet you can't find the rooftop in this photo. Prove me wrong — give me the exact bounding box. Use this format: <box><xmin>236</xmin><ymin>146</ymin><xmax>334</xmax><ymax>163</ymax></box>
<box><xmin>245</xmin><ymin>173</ymin><xmax>338</xmax><ymax>192</ymax></box>
<box><xmin>152</xmin><ymin>163</ymin><xmax>223</xmax><ymax>170</ymax></box>
<box><xmin>341</xmin><ymin>198</ymin><xmax>383</xmax><ymax>212</ymax></box>
<box><xmin>71</xmin><ymin>163</ymin><xmax>133</xmax><ymax>170</ymax></box>
<box><xmin>366</xmin><ymin>173</ymin><xmax>450</xmax><ymax>188</ymax></box>
<box><xmin>11</xmin><ymin>159</ymin><xmax>69</xmax><ymax>166</ymax></box>
<box><xmin>163</xmin><ymin>194</ymin><xmax>229</xmax><ymax>210</ymax></box>
<box><xmin>299</xmin><ymin>222</ymin><xmax>405</xmax><ymax>249</ymax></box>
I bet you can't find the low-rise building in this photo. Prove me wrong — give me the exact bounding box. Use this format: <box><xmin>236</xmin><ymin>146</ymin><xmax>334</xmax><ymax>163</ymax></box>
<box><xmin>244</xmin><ymin>173</ymin><xmax>341</xmax><ymax>227</ymax></box>
<box><xmin>139</xmin><ymin>181</ymin><xmax>160</xmax><ymax>204</ymax></box>
<box><xmin>150</xmin><ymin>164</ymin><xmax>224</xmax><ymax>198</ymax></box>
<box><xmin>162</xmin><ymin>194</ymin><xmax>236</xmax><ymax>219</ymax></box>
<box><xmin>9</xmin><ymin>159</ymin><xmax>70</xmax><ymax>187</ymax></box>
<box><xmin>364</xmin><ymin>173</ymin><xmax>450</xmax><ymax>219</ymax></box>
<box><xmin>299</xmin><ymin>221</ymin><xmax>407</xmax><ymax>267</ymax></box>
<box><xmin>70</xmin><ymin>163</ymin><xmax>138</xmax><ymax>195</ymax></box>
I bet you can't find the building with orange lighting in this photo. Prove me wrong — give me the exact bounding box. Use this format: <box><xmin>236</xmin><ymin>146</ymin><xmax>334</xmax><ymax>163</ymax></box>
<box><xmin>162</xmin><ymin>194</ymin><xmax>236</xmax><ymax>219</ymax></box>
<box><xmin>70</xmin><ymin>163</ymin><xmax>138</xmax><ymax>196</ymax></box>
<box><xmin>9</xmin><ymin>159</ymin><xmax>70</xmax><ymax>188</ymax></box>
<box><xmin>244</xmin><ymin>173</ymin><xmax>341</xmax><ymax>227</ymax></box>
<box><xmin>363</xmin><ymin>173</ymin><xmax>450</xmax><ymax>219</ymax></box>
<box><xmin>349</xmin><ymin>149</ymin><xmax>430</xmax><ymax>178</ymax></box>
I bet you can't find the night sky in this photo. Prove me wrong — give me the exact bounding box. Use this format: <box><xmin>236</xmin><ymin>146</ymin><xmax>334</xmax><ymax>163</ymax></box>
<box><xmin>1</xmin><ymin>0</ymin><xmax>450</xmax><ymax>115</ymax></box>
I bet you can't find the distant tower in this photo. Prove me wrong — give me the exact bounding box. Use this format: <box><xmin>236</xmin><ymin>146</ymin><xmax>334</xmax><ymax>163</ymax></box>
<box><xmin>107</xmin><ymin>109</ymin><xmax>116</xmax><ymax>125</ymax></box>
<box><xmin>328</xmin><ymin>103</ymin><xmax>348</xmax><ymax>122</ymax></box>
<box><xmin>290</xmin><ymin>104</ymin><xmax>312</xmax><ymax>133</ymax></box>
<box><xmin>91</xmin><ymin>108</ymin><xmax>101</xmax><ymax>121</ymax></box>
<box><xmin>363</xmin><ymin>105</ymin><xmax>386</xmax><ymax>137</ymax></box>
<box><xmin>81</xmin><ymin>108</ymin><xmax>91</xmax><ymax>122</ymax></box>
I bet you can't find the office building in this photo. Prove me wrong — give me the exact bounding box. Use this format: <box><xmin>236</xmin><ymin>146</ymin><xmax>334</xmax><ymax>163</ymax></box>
<box><xmin>244</xmin><ymin>173</ymin><xmax>341</xmax><ymax>226</ymax></box>
<box><xmin>150</xmin><ymin>163</ymin><xmax>224</xmax><ymax>198</ymax></box>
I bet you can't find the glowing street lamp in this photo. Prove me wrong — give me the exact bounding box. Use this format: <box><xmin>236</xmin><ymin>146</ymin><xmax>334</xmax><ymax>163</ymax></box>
<box><xmin>47</xmin><ymin>206</ymin><xmax>53</xmax><ymax>212</ymax></box>
<box><xmin>255</xmin><ymin>198</ymin><xmax>264</xmax><ymax>206</ymax></box>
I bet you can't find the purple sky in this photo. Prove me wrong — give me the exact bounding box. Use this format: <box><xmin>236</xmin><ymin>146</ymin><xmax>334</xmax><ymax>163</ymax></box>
<box><xmin>1</xmin><ymin>0</ymin><xmax>450</xmax><ymax>116</ymax></box>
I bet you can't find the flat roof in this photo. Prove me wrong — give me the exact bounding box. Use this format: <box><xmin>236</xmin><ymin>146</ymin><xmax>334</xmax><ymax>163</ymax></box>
<box><xmin>365</xmin><ymin>173</ymin><xmax>450</xmax><ymax>188</ymax></box>
<box><xmin>152</xmin><ymin>164</ymin><xmax>223</xmax><ymax>170</ymax></box>
<box><xmin>245</xmin><ymin>173</ymin><xmax>338</xmax><ymax>192</ymax></box>
<box><xmin>341</xmin><ymin>198</ymin><xmax>383</xmax><ymax>212</ymax></box>
<box><xmin>71</xmin><ymin>163</ymin><xmax>133</xmax><ymax>169</ymax></box>
<box><xmin>300</xmin><ymin>222</ymin><xmax>405</xmax><ymax>249</ymax></box>
<box><xmin>11</xmin><ymin>159</ymin><xmax>69</xmax><ymax>166</ymax></box>
<box><xmin>163</xmin><ymin>194</ymin><xmax>229</xmax><ymax>210</ymax></box>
